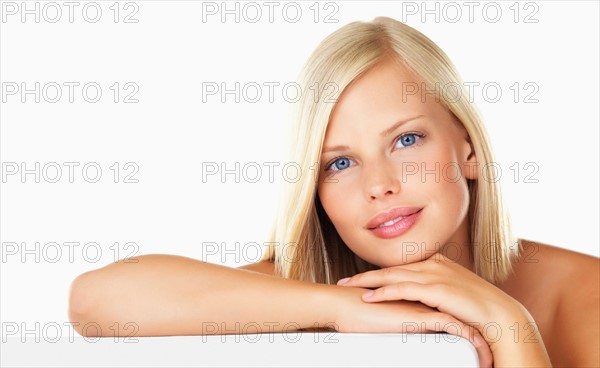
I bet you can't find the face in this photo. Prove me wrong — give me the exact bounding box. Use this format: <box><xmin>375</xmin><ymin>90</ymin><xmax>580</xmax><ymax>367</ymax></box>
<box><xmin>317</xmin><ymin>57</ymin><xmax>478</xmax><ymax>268</ymax></box>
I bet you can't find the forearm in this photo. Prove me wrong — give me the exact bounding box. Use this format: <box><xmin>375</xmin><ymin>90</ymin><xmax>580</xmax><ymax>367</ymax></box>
<box><xmin>68</xmin><ymin>254</ymin><xmax>337</xmax><ymax>337</ymax></box>
<box><xmin>490</xmin><ymin>305</ymin><xmax>552</xmax><ymax>367</ymax></box>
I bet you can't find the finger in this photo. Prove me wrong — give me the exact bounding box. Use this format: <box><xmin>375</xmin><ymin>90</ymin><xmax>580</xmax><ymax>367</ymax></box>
<box><xmin>362</xmin><ymin>281</ymin><xmax>440</xmax><ymax>307</ymax></box>
<box><xmin>464</xmin><ymin>326</ymin><xmax>493</xmax><ymax>368</ymax></box>
<box><xmin>393</xmin><ymin>253</ymin><xmax>452</xmax><ymax>272</ymax></box>
<box><xmin>423</xmin><ymin>313</ymin><xmax>494</xmax><ymax>368</ymax></box>
<box><xmin>337</xmin><ymin>268</ymin><xmax>426</xmax><ymax>287</ymax></box>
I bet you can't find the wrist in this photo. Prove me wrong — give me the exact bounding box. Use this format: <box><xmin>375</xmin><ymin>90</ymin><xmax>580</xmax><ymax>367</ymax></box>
<box><xmin>485</xmin><ymin>303</ymin><xmax>552</xmax><ymax>366</ymax></box>
<box><xmin>315</xmin><ymin>283</ymin><xmax>366</xmax><ymax>331</ymax></box>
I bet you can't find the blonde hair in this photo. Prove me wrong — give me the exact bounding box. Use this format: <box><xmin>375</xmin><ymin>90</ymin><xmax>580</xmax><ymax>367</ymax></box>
<box><xmin>261</xmin><ymin>16</ymin><xmax>520</xmax><ymax>286</ymax></box>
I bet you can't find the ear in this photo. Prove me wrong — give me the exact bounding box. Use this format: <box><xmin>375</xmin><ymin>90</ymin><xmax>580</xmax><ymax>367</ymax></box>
<box><xmin>462</xmin><ymin>135</ymin><xmax>478</xmax><ymax>180</ymax></box>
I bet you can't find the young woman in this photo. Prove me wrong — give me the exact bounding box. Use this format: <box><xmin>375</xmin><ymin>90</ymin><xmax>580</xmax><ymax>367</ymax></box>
<box><xmin>68</xmin><ymin>17</ymin><xmax>599</xmax><ymax>367</ymax></box>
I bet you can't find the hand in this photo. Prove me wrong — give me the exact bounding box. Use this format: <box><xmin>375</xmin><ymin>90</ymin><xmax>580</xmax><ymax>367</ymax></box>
<box><xmin>336</xmin><ymin>253</ymin><xmax>532</xmax><ymax>367</ymax></box>
<box><xmin>331</xmin><ymin>285</ymin><xmax>493</xmax><ymax>368</ymax></box>
<box><xmin>336</xmin><ymin>253</ymin><xmax>522</xmax><ymax>337</ymax></box>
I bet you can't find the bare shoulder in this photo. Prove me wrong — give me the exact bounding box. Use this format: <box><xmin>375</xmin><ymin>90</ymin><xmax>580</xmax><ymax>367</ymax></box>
<box><xmin>511</xmin><ymin>238</ymin><xmax>598</xmax><ymax>284</ymax></box>
<box><xmin>236</xmin><ymin>260</ymin><xmax>277</xmax><ymax>277</ymax></box>
<box><xmin>523</xmin><ymin>238</ymin><xmax>597</xmax><ymax>266</ymax></box>
<box><xmin>516</xmin><ymin>239</ymin><xmax>599</xmax><ymax>367</ymax></box>
<box><xmin>515</xmin><ymin>238</ymin><xmax>599</xmax><ymax>297</ymax></box>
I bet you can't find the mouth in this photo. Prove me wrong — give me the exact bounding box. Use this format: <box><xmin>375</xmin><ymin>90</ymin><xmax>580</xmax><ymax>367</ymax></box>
<box><xmin>367</xmin><ymin>208</ymin><xmax>424</xmax><ymax>239</ymax></box>
<box><xmin>366</xmin><ymin>207</ymin><xmax>423</xmax><ymax>230</ymax></box>
<box><xmin>371</xmin><ymin>215</ymin><xmax>410</xmax><ymax>229</ymax></box>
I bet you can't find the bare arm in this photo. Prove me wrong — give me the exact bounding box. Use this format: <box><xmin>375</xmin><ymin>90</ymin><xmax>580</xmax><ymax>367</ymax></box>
<box><xmin>68</xmin><ymin>254</ymin><xmax>495</xmax><ymax>365</ymax></box>
<box><xmin>67</xmin><ymin>254</ymin><xmax>336</xmax><ymax>337</ymax></box>
<box><xmin>551</xmin><ymin>254</ymin><xmax>600</xmax><ymax>367</ymax></box>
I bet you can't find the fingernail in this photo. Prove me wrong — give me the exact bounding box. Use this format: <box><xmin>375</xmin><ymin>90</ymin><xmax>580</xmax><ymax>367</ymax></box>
<box><xmin>337</xmin><ymin>277</ymin><xmax>350</xmax><ymax>285</ymax></box>
<box><xmin>473</xmin><ymin>335</ymin><xmax>482</xmax><ymax>347</ymax></box>
<box><xmin>363</xmin><ymin>291</ymin><xmax>374</xmax><ymax>299</ymax></box>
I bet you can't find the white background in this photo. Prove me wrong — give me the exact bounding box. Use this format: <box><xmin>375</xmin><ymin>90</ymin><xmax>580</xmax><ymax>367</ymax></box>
<box><xmin>1</xmin><ymin>0</ymin><xmax>598</xmax><ymax>334</ymax></box>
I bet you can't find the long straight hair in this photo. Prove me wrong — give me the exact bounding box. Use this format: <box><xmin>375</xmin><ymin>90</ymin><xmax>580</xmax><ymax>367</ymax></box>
<box><xmin>261</xmin><ymin>16</ymin><xmax>520</xmax><ymax>286</ymax></box>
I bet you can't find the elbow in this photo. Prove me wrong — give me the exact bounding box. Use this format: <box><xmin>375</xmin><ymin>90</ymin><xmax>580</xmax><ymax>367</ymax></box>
<box><xmin>68</xmin><ymin>272</ymin><xmax>99</xmax><ymax>337</ymax></box>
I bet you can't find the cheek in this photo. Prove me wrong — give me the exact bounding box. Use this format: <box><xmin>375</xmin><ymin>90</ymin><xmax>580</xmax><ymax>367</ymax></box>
<box><xmin>419</xmin><ymin>147</ymin><xmax>471</xmax><ymax>220</ymax></box>
<box><xmin>317</xmin><ymin>180</ymin><xmax>351</xmax><ymax>226</ymax></box>
<box><xmin>318</xmin><ymin>179</ymin><xmax>373</xmax><ymax>262</ymax></box>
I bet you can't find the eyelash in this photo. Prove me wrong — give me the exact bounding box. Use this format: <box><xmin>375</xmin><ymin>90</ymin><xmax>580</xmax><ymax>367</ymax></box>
<box><xmin>324</xmin><ymin>132</ymin><xmax>426</xmax><ymax>172</ymax></box>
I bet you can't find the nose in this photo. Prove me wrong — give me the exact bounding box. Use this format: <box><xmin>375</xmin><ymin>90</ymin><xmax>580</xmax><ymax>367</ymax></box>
<box><xmin>364</xmin><ymin>161</ymin><xmax>401</xmax><ymax>200</ymax></box>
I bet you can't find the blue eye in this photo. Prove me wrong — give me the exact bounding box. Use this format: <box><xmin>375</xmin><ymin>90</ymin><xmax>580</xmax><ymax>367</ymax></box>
<box><xmin>398</xmin><ymin>133</ymin><xmax>419</xmax><ymax>147</ymax></box>
<box><xmin>328</xmin><ymin>157</ymin><xmax>353</xmax><ymax>172</ymax></box>
<box><xmin>324</xmin><ymin>132</ymin><xmax>425</xmax><ymax>172</ymax></box>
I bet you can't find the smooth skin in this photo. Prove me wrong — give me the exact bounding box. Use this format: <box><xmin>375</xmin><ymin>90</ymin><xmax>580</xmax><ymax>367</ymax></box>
<box><xmin>68</xmin><ymin>244</ymin><xmax>598</xmax><ymax>367</ymax></box>
<box><xmin>315</xmin><ymin>57</ymin><xmax>599</xmax><ymax>366</ymax></box>
<box><xmin>68</xmin><ymin>59</ymin><xmax>599</xmax><ymax>367</ymax></box>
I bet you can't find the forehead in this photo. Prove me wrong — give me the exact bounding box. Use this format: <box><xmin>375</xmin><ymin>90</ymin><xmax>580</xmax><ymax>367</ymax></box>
<box><xmin>326</xmin><ymin>58</ymin><xmax>452</xmax><ymax>137</ymax></box>
<box><xmin>336</xmin><ymin>58</ymin><xmax>418</xmax><ymax>108</ymax></box>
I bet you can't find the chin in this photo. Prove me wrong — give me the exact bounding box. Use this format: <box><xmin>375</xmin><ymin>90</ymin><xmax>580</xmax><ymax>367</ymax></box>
<box><xmin>379</xmin><ymin>259</ymin><xmax>415</xmax><ymax>268</ymax></box>
<box><xmin>373</xmin><ymin>249</ymin><xmax>432</xmax><ymax>268</ymax></box>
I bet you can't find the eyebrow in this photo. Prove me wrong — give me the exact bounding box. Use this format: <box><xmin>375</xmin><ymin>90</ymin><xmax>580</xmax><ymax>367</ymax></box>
<box><xmin>322</xmin><ymin>115</ymin><xmax>424</xmax><ymax>153</ymax></box>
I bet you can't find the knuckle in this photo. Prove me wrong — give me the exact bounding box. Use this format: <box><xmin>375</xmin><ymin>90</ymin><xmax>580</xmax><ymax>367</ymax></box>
<box><xmin>381</xmin><ymin>267</ymin><xmax>394</xmax><ymax>278</ymax></box>
<box><xmin>378</xmin><ymin>286</ymin><xmax>389</xmax><ymax>297</ymax></box>
<box><xmin>392</xmin><ymin>282</ymin><xmax>405</xmax><ymax>293</ymax></box>
<box><xmin>433</xmin><ymin>312</ymin><xmax>455</xmax><ymax>326</ymax></box>
<box><xmin>352</xmin><ymin>273</ymin><xmax>364</xmax><ymax>283</ymax></box>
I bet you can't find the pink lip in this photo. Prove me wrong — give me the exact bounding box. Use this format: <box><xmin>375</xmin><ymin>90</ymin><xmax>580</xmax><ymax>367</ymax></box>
<box><xmin>366</xmin><ymin>206</ymin><xmax>423</xmax><ymax>230</ymax></box>
<box><xmin>368</xmin><ymin>208</ymin><xmax>423</xmax><ymax>239</ymax></box>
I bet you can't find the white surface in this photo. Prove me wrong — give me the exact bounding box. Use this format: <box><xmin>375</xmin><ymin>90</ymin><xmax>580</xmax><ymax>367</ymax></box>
<box><xmin>2</xmin><ymin>333</ymin><xmax>479</xmax><ymax>367</ymax></box>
